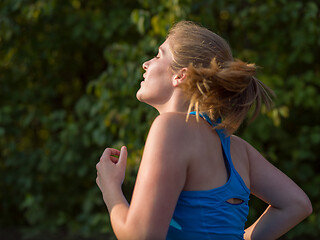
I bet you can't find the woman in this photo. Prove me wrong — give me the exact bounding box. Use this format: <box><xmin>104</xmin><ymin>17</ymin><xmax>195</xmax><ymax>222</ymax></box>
<box><xmin>96</xmin><ymin>21</ymin><xmax>312</xmax><ymax>240</ymax></box>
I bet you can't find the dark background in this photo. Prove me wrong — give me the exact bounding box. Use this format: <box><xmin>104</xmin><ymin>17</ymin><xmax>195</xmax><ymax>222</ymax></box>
<box><xmin>1</xmin><ymin>0</ymin><xmax>319</xmax><ymax>239</ymax></box>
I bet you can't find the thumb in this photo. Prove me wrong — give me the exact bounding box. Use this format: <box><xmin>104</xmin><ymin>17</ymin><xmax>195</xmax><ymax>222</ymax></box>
<box><xmin>118</xmin><ymin>146</ymin><xmax>127</xmax><ymax>166</ymax></box>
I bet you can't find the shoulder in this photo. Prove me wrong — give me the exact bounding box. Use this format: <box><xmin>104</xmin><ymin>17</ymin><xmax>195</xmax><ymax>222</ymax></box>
<box><xmin>230</xmin><ymin>135</ymin><xmax>250</xmax><ymax>158</ymax></box>
<box><xmin>148</xmin><ymin>112</ymin><xmax>191</xmax><ymax>141</ymax></box>
<box><xmin>151</xmin><ymin>112</ymin><xmax>189</xmax><ymax>128</ymax></box>
<box><xmin>230</xmin><ymin>135</ymin><xmax>255</xmax><ymax>155</ymax></box>
<box><xmin>230</xmin><ymin>135</ymin><xmax>265</xmax><ymax>169</ymax></box>
<box><xmin>145</xmin><ymin>112</ymin><xmax>193</xmax><ymax>161</ymax></box>
<box><xmin>230</xmin><ymin>134</ymin><xmax>247</xmax><ymax>145</ymax></box>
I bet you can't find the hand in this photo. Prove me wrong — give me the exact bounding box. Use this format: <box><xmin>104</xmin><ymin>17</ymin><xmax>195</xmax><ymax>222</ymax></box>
<box><xmin>96</xmin><ymin>146</ymin><xmax>127</xmax><ymax>196</ymax></box>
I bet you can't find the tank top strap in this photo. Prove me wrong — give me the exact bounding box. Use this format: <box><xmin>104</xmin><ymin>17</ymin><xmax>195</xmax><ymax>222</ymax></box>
<box><xmin>189</xmin><ymin>112</ymin><xmax>233</xmax><ymax>168</ymax></box>
<box><xmin>189</xmin><ymin>112</ymin><xmax>250</xmax><ymax>194</ymax></box>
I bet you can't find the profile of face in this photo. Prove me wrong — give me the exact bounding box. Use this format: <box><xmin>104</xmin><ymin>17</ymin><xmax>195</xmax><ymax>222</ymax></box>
<box><xmin>136</xmin><ymin>39</ymin><xmax>176</xmax><ymax>107</ymax></box>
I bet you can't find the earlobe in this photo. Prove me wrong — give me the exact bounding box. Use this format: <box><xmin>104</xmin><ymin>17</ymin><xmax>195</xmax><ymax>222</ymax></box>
<box><xmin>172</xmin><ymin>68</ymin><xmax>188</xmax><ymax>87</ymax></box>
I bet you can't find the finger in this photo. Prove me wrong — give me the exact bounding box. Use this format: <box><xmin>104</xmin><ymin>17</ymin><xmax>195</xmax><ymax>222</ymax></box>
<box><xmin>96</xmin><ymin>177</ymin><xmax>100</xmax><ymax>187</ymax></box>
<box><xmin>96</xmin><ymin>162</ymin><xmax>100</xmax><ymax>170</ymax></box>
<box><xmin>118</xmin><ymin>146</ymin><xmax>127</xmax><ymax>166</ymax></box>
<box><xmin>100</xmin><ymin>154</ymin><xmax>119</xmax><ymax>164</ymax></box>
<box><xmin>102</xmin><ymin>148</ymin><xmax>121</xmax><ymax>157</ymax></box>
<box><xmin>110</xmin><ymin>156</ymin><xmax>119</xmax><ymax>164</ymax></box>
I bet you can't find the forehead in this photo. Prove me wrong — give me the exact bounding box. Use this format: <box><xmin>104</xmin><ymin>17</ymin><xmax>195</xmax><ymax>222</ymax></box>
<box><xmin>159</xmin><ymin>39</ymin><xmax>171</xmax><ymax>51</ymax></box>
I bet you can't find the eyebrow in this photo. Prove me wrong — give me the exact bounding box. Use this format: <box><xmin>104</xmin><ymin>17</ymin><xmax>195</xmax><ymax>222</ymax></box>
<box><xmin>159</xmin><ymin>46</ymin><xmax>164</xmax><ymax>52</ymax></box>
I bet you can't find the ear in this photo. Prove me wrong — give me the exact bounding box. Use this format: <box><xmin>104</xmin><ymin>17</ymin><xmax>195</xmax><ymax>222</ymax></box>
<box><xmin>172</xmin><ymin>68</ymin><xmax>188</xmax><ymax>87</ymax></box>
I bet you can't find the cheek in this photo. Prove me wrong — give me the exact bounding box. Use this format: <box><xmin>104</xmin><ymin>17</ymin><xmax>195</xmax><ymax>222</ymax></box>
<box><xmin>151</xmin><ymin>64</ymin><xmax>173</xmax><ymax>85</ymax></box>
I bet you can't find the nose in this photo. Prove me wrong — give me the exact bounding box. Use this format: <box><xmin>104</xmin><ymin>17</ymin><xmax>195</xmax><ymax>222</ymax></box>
<box><xmin>142</xmin><ymin>60</ymin><xmax>149</xmax><ymax>71</ymax></box>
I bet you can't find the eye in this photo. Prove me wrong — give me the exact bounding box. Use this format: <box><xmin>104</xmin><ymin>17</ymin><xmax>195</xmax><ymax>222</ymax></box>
<box><xmin>154</xmin><ymin>53</ymin><xmax>160</xmax><ymax>59</ymax></box>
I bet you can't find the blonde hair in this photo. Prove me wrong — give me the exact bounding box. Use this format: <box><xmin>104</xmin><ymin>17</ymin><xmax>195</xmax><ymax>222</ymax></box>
<box><xmin>168</xmin><ymin>21</ymin><xmax>273</xmax><ymax>134</ymax></box>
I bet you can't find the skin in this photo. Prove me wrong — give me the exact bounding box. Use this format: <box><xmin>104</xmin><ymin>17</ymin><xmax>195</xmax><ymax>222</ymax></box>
<box><xmin>96</xmin><ymin>38</ymin><xmax>312</xmax><ymax>240</ymax></box>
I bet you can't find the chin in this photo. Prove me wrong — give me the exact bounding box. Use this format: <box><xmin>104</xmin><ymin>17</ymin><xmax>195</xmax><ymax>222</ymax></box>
<box><xmin>136</xmin><ymin>90</ymin><xmax>144</xmax><ymax>102</ymax></box>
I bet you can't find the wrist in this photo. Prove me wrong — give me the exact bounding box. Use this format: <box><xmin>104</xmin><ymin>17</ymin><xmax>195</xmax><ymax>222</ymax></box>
<box><xmin>102</xmin><ymin>185</ymin><xmax>123</xmax><ymax>207</ymax></box>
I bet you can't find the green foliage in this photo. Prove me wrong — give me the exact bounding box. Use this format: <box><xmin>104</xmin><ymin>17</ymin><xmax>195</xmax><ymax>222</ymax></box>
<box><xmin>0</xmin><ymin>0</ymin><xmax>319</xmax><ymax>239</ymax></box>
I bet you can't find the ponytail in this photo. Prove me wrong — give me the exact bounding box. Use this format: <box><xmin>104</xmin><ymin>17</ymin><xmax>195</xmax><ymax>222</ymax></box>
<box><xmin>181</xmin><ymin>58</ymin><xmax>274</xmax><ymax>135</ymax></box>
<box><xmin>167</xmin><ymin>21</ymin><xmax>274</xmax><ymax>133</ymax></box>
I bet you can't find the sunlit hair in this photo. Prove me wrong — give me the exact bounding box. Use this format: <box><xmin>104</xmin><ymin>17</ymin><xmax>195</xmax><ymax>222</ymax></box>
<box><xmin>167</xmin><ymin>21</ymin><xmax>274</xmax><ymax>135</ymax></box>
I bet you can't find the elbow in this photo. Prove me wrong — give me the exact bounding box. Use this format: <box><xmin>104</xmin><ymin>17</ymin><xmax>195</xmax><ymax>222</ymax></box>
<box><xmin>295</xmin><ymin>193</ymin><xmax>313</xmax><ymax>219</ymax></box>
<box><xmin>303</xmin><ymin>197</ymin><xmax>313</xmax><ymax>217</ymax></box>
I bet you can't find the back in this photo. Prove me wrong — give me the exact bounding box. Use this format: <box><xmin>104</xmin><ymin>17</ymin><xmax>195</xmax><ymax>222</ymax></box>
<box><xmin>178</xmin><ymin>113</ymin><xmax>250</xmax><ymax>192</ymax></box>
<box><xmin>166</xmin><ymin>112</ymin><xmax>251</xmax><ymax>239</ymax></box>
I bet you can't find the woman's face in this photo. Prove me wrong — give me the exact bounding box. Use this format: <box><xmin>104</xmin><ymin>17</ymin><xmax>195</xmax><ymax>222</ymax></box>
<box><xmin>136</xmin><ymin>39</ymin><xmax>176</xmax><ymax>106</ymax></box>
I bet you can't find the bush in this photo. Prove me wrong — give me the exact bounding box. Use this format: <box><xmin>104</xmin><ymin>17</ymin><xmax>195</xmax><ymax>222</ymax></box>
<box><xmin>1</xmin><ymin>0</ymin><xmax>319</xmax><ymax>239</ymax></box>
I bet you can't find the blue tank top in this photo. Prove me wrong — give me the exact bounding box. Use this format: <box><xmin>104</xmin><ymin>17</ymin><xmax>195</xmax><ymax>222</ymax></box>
<box><xmin>166</xmin><ymin>112</ymin><xmax>250</xmax><ymax>240</ymax></box>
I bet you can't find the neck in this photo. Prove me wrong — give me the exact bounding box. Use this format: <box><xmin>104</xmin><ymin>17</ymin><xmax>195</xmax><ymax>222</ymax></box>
<box><xmin>154</xmin><ymin>89</ymin><xmax>189</xmax><ymax>115</ymax></box>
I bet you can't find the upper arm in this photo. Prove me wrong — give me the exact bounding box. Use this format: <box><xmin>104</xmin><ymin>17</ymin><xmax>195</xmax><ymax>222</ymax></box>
<box><xmin>246</xmin><ymin>141</ymin><xmax>311</xmax><ymax>210</ymax></box>
<box><xmin>125</xmin><ymin>114</ymin><xmax>188</xmax><ymax>239</ymax></box>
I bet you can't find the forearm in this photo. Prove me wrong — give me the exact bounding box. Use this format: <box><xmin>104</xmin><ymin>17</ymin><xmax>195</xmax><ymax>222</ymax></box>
<box><xmin>103</xmin><ymin>186</ymin><xmax>131</xmax><ymax>239</ymax></box>
<box><xmin>244</xmin><ymin>204</ymin><xmax>310</xmax><ymax>240</ymax></box>
<box><xmin>104</xmin><ymin>188</ymin><xmax>159</xmax><ymax>240</ymax></box>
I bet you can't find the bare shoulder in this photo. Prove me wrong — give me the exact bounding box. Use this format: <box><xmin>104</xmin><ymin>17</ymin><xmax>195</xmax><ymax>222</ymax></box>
<box><xmin>230</xmin><ymin>135</ymin><xmax>257</xmax><ymax>157</ymax></box>
<box><xmin>230</xmin><ymin>134</ymin><xmax>248</xmax><ymax>147</ymax></box>
<box><xmin>146</xmin><ymin>112</ymin><xmax>194</xmax><ymax>162</ymax></box>
<box><xmin>149</xmin><ymin>112</ymin><xmax>191</xmax><ymax>141</ymax></box>
<box><xmin>229</xmin><ymin>135</ymin><xmax>270</xmax><ymax>170</ymax></box>
<box><xmin>128</xmin><ymin>113</ymin><xmax>191</xmax><ymax>238</ymax></box>
<box><xmin>230</xmin><ymin>135</ymin><xmax>250</xmax><ymax>164</ymax></box>
<box><xmin>151</xmin><ymin>112</ymin><xmax>189</xmax><ymax>129</ymax></box>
